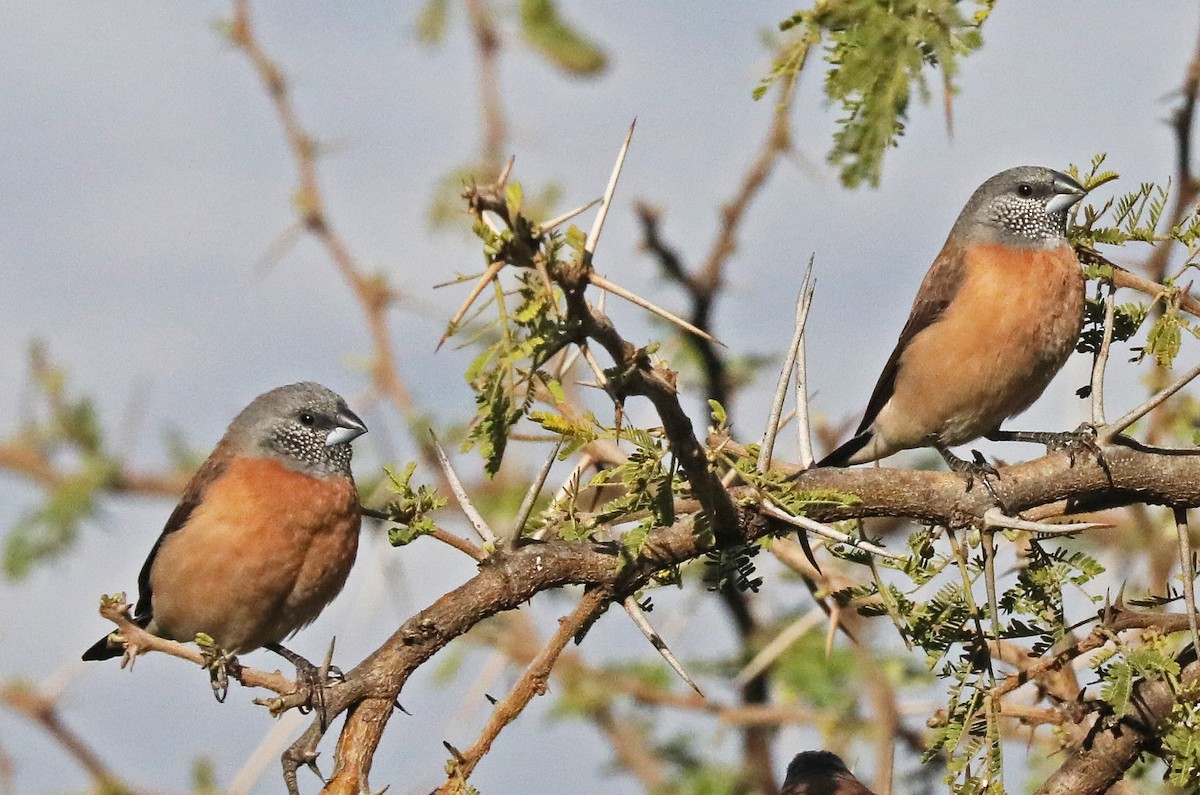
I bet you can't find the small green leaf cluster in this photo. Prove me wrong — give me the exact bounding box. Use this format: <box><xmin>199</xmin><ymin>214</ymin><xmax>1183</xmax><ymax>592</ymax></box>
<box><xmin>4</xmin><ymin>342</ymin><xmax>119</xmax><ymax>579</ymax></box>
<box><xmin>1071</xmin><ymin>155</ymin><xmax>1200</xmax><ymax>371</ymax></box>
<box><xmin>382</xmin><ymin>463</ymin><xmax>447</xmax><ymax>546</ymax></box>
<box><xmin>840</xmin><ymin>528</ymin><xmax>1103</xmax><ymax>793</ymax></box>
<box><xmin>459</xmin><ymin>221</ymin><xmax>581</xmax><ymax>476</ymax></box>
<box><xmin>766</xmin><ymin>0</ymin><xmax>993</xmax><ymax>188</ymax></box>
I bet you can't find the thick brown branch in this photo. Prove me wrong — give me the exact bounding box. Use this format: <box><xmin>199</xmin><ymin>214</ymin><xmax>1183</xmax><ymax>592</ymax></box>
<box><xmin>276</xmin><ymin>437</ymin><xmax>1200</xmax><ymax>788</ymax></box>
<box><xmin>1034</xmin><ymin>652</ymin><xmax>1200</xmax><ymax>795</ymax></box>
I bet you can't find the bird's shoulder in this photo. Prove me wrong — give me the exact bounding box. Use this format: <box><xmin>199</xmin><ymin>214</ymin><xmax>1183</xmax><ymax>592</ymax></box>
<box><xmin>134</xmin><ymin>444</ymin><xmax>236</xmax><ymax>619</ymax></box>
<box><xmin>854</xmin><ymin>240</ymin><xmax>969</xmax><ymax>434</ymax></box>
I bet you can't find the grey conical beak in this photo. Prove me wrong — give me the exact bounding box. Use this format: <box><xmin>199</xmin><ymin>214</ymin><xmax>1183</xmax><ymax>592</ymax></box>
<box><xmin>1045</xmin><ymin>171</ymin><xmax>1088</xmax><ymax>214</ymax></box>
<box><xmin>325</xmin><ymin>407</ymin><xmax>368</xmax><ymax>447</ymax></box>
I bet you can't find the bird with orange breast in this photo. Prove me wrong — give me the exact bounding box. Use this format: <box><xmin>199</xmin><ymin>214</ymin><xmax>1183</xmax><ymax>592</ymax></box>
<box><xmin>817</xmin><ymin>166</ymin><xmax>1088</xmax><ymax>472</ymax></box>
<box><xmin>83</xmin><ymin>382</ymin><xmax>368</xmax><ymax>700</ymax></box>
<box><xmin>781</xmin><ymin>751</ymin><xmax>876</xmax><ymax>795</ymax></box>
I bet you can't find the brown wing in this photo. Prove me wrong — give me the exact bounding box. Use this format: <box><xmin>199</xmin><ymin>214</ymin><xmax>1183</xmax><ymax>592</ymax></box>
<box><xmin>854</xmin><ymin>242</ymin><xmax>967</xmax><ymax>435</ymax></box>
<box><xmin>133</xmin><ymin>452</ymin><xmax>230</xmax><ymax>621</ymax></box>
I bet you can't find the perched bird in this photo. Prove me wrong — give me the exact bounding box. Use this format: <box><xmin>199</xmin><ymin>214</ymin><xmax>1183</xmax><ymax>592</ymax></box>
<box><xmin>82</xmin><ymin>382</ymin><xmax>367</xmax><ymax>677</ymax></box>
<box><xmin>781</xmin><ymin>751</ymin><xmax>876</xmax><ymax>795</ymax></box>
<box><xmin>818</xmin><ymin>166</ymin><xmax>1088</xmax><ymax>471</ymax></box>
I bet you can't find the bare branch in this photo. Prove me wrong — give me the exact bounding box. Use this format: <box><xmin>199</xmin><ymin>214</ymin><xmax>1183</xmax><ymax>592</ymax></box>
<box><xmin>587</xmin><ymin>272</ymin><xmax>721</xmax><ymax>344</ymax></box>
<box><xmin>622</xmin><ymin>595</ymin><xmax>705</xmax><ymax>695</ymax></box>
<box><xmin>430</xmin><ymin>431</ymin><xmax>497</xmax><ymax>545</ymax></box>
<box><xmin>1091</xmin><ymin>281</ymin><xmax>1117</xmax><ymax>425</ymax></box>
<box><xmin>585</xmin><ymin>120</ymin><xmax>636</xmax><ymax>257</ymax></box>
<box><xmin>759</xmin><ymin>263</ymin><xmax>815</xmax><ymax>473</ymax></box>
<box><xmin>1101</xmin><ymin>358</ymin><xmax>1200</xmax><ymax>440</ymax></box>
<box><xmin>433</xmin><ymin>588</ymin><xmax>610</xmax><ymax>791</ymax></box>
<box><xmin>1175</xmin><ymin>506</ymin><xmax>1200</xmax><ymax>653</ymax></box>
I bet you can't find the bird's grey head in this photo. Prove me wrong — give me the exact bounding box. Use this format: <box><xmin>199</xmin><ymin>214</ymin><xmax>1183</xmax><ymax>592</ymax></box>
<box><xmin>956</xmin><ymin>165</ymin><xmax>1087</xmax><ymax>248</ymax></box>
<box><xmin>230</xmin><ymin>382</ymin><xmax>367</xmax><ymax>477</ymax></box>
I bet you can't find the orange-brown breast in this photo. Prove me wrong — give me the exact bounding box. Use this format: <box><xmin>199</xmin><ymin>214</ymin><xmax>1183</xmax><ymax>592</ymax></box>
<box><xmin>147</xmin><ymin>456</ymin><xmax>360</xmax><ymax>653</ymax></box>
<box><xmin>874</xmin><ymin>242</ymin><xmax>1084</xmax><ymax>449</ymax></box>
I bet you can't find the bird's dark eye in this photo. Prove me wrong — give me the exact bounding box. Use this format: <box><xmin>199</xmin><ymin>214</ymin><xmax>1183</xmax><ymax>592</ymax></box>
<box><xmin>299</xmin><ymin>411</ymin><xmax>316</xmax><ymax>427</ymax></box>
<box><xmin>1017</xmin><ymin>183</ymin><xmax>1033</xmax><ymax>197</ymax></box>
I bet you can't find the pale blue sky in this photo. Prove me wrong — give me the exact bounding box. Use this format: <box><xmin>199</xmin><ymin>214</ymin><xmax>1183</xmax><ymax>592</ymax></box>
<box><xmin>1</xmin><ymin>2</ymin><xmax>1198</xmax><ymax>793</ymax></box>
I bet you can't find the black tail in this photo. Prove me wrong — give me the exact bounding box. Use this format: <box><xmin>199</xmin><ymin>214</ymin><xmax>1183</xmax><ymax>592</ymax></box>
<box><xmin>82</xmin><ymin>612</ymin><xmax>150</xmax><ymax>661</ymax></box>
<box><xmin>815</xmin><ymin>430</ymin><xmax>873</xmax><ymax>468</ymax></box>
<box><xmin>82</xmin><ymin>632</ymin><xmax>125</xmax><ymax>661</ymax></box>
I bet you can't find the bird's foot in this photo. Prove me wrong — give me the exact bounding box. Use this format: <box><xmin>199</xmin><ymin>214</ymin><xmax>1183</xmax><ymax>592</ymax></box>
<box><xmin>936</xmin><ymin>445</ymin><xmax>1006</xmax><ymax>509</ymax></box>
<box><xmin>988</xmin><ymin>424</ymin><xmax>1102</xmax><ymax>467</ymax></box>
<box><xmin>266</xmin><ymin>642</ymin><xmax>341</xmax><ymax>723</ymax></box>
<box><xmin>197</xmin><ymin>640</ymin><xmax>242</xmax><ymax>703</ymax></box>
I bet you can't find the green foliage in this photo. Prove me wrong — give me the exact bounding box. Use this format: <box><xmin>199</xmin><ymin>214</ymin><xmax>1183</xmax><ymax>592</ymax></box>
<box><xmin>1075</xmin><ymin>292</ymin><xmax>1147</xmax><ymax>359</ymax></box>
<box><xmin>520</xmin><ymin>0</ymin><xmax>608</xmax><ymax>76</ymax></box>
<box><xmin>414</xmin><ymin>0</ymin><xmax>449</xmax><ymax>45</ymax></box>
<box><xmin>770</xmin><ymin>625</ymin><xmax>859</xmax><ymax>710</ymax></box>
<box><xmin>1069</xmin><ymin>155</ymin><xmax>1200</xmax><ymax>373</ymax></box>
<box><xmin>4</xmin><ymin>342</ymin><xmax>118</xmax><ymax>579</ymax></box>
<box><xmin>5</xmin><ymin>457</ymin><xmax>114</xmax><ymax>579</ymax></box>
<box><xmin>839</xmin><ymin>528</ymin><xmax>1108</xmax><ymax>793</ymax></box>
<box><xmin>768</xmin><ymin>0</ymin><xmax>992</xmax><ymax>188</ymax></box>
<box><xmin>1164</xmin><ymin>693</ymin><xmax>1200</xmax><ymax>789</ymax></box>
<box><xmin>703</xmin><ymin>543</ymin><xmax>763</xmax><ymax>593</ymax></box>
<box><xmin>1070</xmin><ymin>154</ymin><xmax>1200</xmax><ymax>259</ymax></box>
<box><xmin>190</xmin><ymin>756</ymin><xmax>219</xmax><ymax>795</ymax></box>
<box><xmin>382</xmin><ymin>463</ymin><xmax>447</xmax><ymax>546</ymax></box>
<box><xmin>458</xmin><ymin>227</ymin><xmax>580</xmax><ymax>474</ymax></box>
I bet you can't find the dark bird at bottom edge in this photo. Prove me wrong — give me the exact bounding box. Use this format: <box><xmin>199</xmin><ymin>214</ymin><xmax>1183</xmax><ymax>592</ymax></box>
<box><xmin>82</xmin><ymin>382</ymin><xmax>368</xmax><ymax>691</ymax></box>
<box><xmin>816</xmin><ymin>166</ymin><xmax>1089</xmax><ymax>472</ymax></box>
<box><xmin>782</xmin><ymin>750</ymin><xmax>877</xmax><ymax>795</ymax></box>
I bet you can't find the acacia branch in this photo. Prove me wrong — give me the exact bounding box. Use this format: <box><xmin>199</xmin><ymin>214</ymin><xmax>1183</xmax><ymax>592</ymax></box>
<box><xmin>228</xmin><ymin>0</ymin><xmax>443</xmax><ymax>478</ymax></box>
<box><xmin>435</xmin><ymin>588</ymin><xmax>609</xmax><ymax>792</ymax></box>
<box><xmin>1</xmin><ymin>681</ymin><xmax>137</xmax><ymax>794</ymax></box>
<box><xmin>253</xmin><ymin>435</ymin><xmax>1200</xmax><ymax>790</ymax></box>
<box><xmin>1034</xmin><ymin>651</ymin><xmax>1200</xmax><ymax>795</ymax></box>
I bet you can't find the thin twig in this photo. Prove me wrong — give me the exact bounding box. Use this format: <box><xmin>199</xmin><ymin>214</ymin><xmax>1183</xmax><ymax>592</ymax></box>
<box><xmin>539</xmin><ymin>197</ymin><xmax>601</xmax><ymax>233</ymax></box>
<box><xmin>1174</xmin><ymin>506</ymin><xmax>1200</xmax><ymax>654</ymax></box>
<box><xmin>465</xmin><ymin>0</ymin><xmax>506</xmax><ymax>169</ymax></box>
<box><xmin>760</xmin><ymin>500</ymin><xmax>903</xmax><ymax>560</ymax></box>
<box><xmin>94</xmin><ymin>594</ymin><xmax>293</xmax><ymax>695</ymax></box>
<box><xmin>1091</xmin><ymin>281</ymin><xmax>1117</xmax><ymax>425</ymax></box>
<box><xmin>1</xmin><ymin>680</ymin><xmax>140</xmax><ymax>794</ymax></box>
<box><xmin>229</xmin><ymin>0</ymin><xmax>447</xmax><ymax>489</ymax></box>
<box><xmin>585</xmin><ymin>120</ymin><xmax>636</xmax><ymax>257</ymax></box>
<box><xmin>433</xmin><ymin>588</ymin><xmax>610</xmax><ymax>792</ymax></box>
<box><xmin>982</xmin><ymin>508</ymin><xmax>1109</xmax><ymax>536</ymax></box>
<box><xmin>622</xmin><ymin>595</ymin><xmax>704</xmax><ymax>695</ymax></box>
<box><xmin>1101</xmin><ymin>359</ymin><xmax>1200</xmax><ymax>440</ymax></box>
<box><xmin>430</xmin><ymin>431</ymin><xmax>497</xmax><ymax>545</ymax></box>
<box><xmin>588</xmin><ymin>272</ymin><xmax>721</xmax><ymax>344</ymax></box>
<box><xmin>439</xmin><ymin>260</ymin><xmax>506</xmax><ymax>349</ymax></box>
<box><xmin>795</xmin><ymin>294</ymin><xmax>816</xmax><ymax>470</ymax></box>
<box><xmin>758</xmin><ymin>262</ymin><xmax>815</xmax><ymax>473</ymax></box>
<box><xmin>511</xmin><ymin>441</ymin><xmax>562</xmax><ymax>542</ymax></box>
<box><xmin>982</xmin><ymin>528</ymin><xmax>1001</xmax><ymax>643</ymax></box>
<box><xmin>734</xmin><ymin>607</ymin><xmax>823</xmax><ymax>686</ymax></box>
